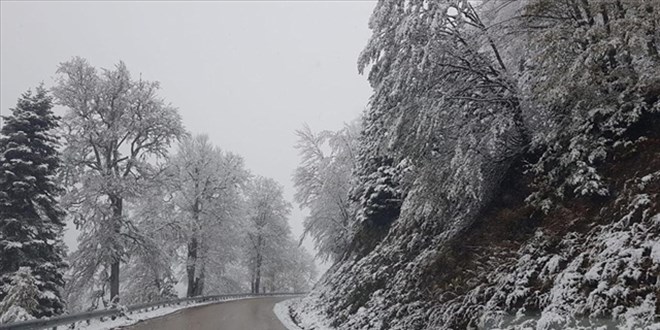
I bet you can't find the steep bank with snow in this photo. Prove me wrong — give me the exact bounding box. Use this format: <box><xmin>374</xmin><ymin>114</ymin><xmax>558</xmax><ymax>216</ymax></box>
<box><xmin>292</xmin><ymin>1</ymin><xmax>660</xmax><ymax>329</ymax></box>
<box><xmin>295</xmin><ymin>130</ymin><xmax>659</xmax><ymax>330</ymax></box>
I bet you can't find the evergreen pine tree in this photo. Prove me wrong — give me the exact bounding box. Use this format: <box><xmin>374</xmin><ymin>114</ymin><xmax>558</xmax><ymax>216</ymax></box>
<box><xmin>0</xmin><ymin>86</ymin><xmax>67</xmax><ymax>318</ymax></box>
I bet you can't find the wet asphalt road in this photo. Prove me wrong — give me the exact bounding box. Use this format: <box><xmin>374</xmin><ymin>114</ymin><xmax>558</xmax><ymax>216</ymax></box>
<box><xmin>124</xmin><ymin>297</ymin><xmax>291</xmax><ymax>330</ymax></box>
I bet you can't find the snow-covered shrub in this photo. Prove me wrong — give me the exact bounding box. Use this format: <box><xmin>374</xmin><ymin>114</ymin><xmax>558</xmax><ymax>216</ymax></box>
<box><xmin>0</xmin><ymin>267</ymin><xmax>39</xmax><ymax>323</ymax></box>
<box><xmin>522</xmin><ymin>0</ymin><xmax>660</xmax><ymax>211</ymax></box>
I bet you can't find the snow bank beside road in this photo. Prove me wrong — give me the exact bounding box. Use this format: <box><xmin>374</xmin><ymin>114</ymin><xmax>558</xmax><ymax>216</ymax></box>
<box><xmin>274</xmin><ymin>299</ymin><xmax>303</xmax><ymax>330</ymax></box>
<box><xmin>274</xmin><ymin>297</ymin><xmax>333</xmax><ymax>330</ymax></box>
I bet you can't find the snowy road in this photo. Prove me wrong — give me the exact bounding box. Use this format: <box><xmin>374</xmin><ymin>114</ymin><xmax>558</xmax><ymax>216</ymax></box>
<box><xmin>123</xmin><ymin>297</ymin><xmax>292</xmax><ymax>330</ymax></box>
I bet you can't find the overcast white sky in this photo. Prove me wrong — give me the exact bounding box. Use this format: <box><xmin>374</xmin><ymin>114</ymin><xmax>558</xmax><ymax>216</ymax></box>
<box><xmin>1</xmin><ymin>0</ymin><xmax>376</xmax><ymax>273</ymax></box>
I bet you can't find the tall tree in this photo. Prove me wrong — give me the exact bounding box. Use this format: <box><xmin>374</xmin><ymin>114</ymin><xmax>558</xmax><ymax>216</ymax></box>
<box><xmin>245</xmin><ymin>177</ymin><xmax>291</xmax><ymax>294</ymax></box>
<box><xmin>293</xmin><ymin>121</ymin><xmax>360</xmax><ymax>262</ymax></box>
<box><xmin>167</xmin><ymin>135</ymin><xmax>248</xmax><ymax>297</ymax></box>
<box><xmin>0</xmin><ymin>87</ymin><xmax>67</xmax><ymax>318</ymax></box>
<box><xmin>350</xmin><ymin>0</ymin><xmax>532</xmax><ymax>244</ymax></box>
<box><xmin>53</xmin><ymin>58</ymin><xmax>185</xmax><ymax>304</ymax></box>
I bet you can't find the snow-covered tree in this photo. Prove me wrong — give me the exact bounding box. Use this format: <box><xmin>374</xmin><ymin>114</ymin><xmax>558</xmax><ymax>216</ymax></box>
<box><xmin>513</xmin><ymin>0</ymin><xmax>660</xmax><ymax>211</ymax></box>
<box><xmin>244</xmin><ymin>177</ymin><xmax>292</xmax><ymax>294</ymax></box>
<box><xmin>357</xmin><ymin>0</ymin><xmax>528</xmax><ymax>161</ymax></box>
<box><xmin>0</xmin><ymin>267</ymin><xmax>39</xmax><ymax>323</ymax></box>
<box><xmin>348</xmin><ymin>0</ymin><xmax>532</xmax><ymax>245</ymax></box>
<box><xmin>293</xmin><ymin>121</ymin><xmax>360</xmax><ymax>262</ymax></box>
<box><xmin>287</xmin><ymin>246</ymin><xmax>317</xmax><ymax>292</ymax></box>
<box><xmin>262</xmin><ymin>241</ymin><xmax>317</xmax><ymax>293</ymax></box>
<box><xmin>53</xmin><ymin>57</ymin><xmax>185</xmax><ymax>304</ymax></box>
<box><xmin>166</xmin><ymin>135</ymin><xmax>248</xmax><ymax>297</ymax></box>
<box><xmin>0</xmin><ymin>86</ymin><xmax>67</xmax><ymax>318</ymax></box>
<box><xmin>64</xmin><ymin>177</ymin><xmax>180</xmax><ymax>311</ymax></box>
<box><xmin>119</xmin><ymin>181</ymin><xmax>179</xmax><ymax>305</ymax></box>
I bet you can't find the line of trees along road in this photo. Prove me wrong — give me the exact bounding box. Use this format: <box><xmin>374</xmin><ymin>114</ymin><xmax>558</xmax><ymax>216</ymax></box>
<box><xmin>0</xmin><ymin>57</ymin><xmax>316</xmax><ymax>321</ymax></box>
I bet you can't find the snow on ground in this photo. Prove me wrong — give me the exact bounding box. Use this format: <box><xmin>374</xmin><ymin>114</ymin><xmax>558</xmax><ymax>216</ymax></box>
<box><xmin>292</xmin><ymin>169</ymin><xmax>660</xmax><ymax>329</ymax></box>
<box><xmin>274</xmin><ymin>297</ymin><xmax>333</xmax><ymax>330</ymax></box>
<box><xmin>274</xmin><ymin>299</ymin><xmax>303</xmax><ymax>330</ymax></box>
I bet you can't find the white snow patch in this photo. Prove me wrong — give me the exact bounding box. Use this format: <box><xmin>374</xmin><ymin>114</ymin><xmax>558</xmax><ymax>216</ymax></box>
<box><xmin>651</xmin><ymin>240</ymin><xmax>660</xmax><ymax>264</ymax></box>
<box><xmin>274</xmin><ymin>298</ymin><xmax>304</xmax><ymax>330</ymax></box>
<box><xmin>39</xmin><ymin>290</ymin><xmax>58</xmax><ymax>300</ymax></box>
<box><xmin>4</xmin><ymin>241</ymin><xmax>23</xmax><ymax>249</ymax></box>
<box><xmin>284</xmin><ymin>297</ymin><xmax>334</xmax><ymax>330</ymax></box>
<box><xmin>0</xmin><ymin>305</ymin><xmax>34</xmax><ymax>323</ymax></box>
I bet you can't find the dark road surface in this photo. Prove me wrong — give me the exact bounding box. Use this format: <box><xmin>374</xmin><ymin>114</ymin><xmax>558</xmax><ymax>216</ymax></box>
<box><xmin>124</xmin><ymin>297</ymin><xmax>292</xmax><ymax>330</ymax></box>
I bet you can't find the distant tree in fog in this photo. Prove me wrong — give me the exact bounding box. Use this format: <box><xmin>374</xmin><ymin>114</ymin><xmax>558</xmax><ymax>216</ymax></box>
<box><xmin>245</xmin><ymin>177</ymin><xmax>291</xmax><ymax>293</ymax></box>
<box><xmin>166</xmin><ymin>135</ymin><xmax>248</xmax><ymax>297</ymax></box>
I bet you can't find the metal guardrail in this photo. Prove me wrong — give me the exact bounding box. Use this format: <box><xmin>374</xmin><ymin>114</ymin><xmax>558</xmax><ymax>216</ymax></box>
<box><xmin>0</xmin><ymin>292</ymin><xmax>305</xmax><ymax>330</ymax></box>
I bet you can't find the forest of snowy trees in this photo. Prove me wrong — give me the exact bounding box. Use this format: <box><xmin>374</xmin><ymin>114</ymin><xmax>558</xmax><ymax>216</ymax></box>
<box><xmin>289</xmin><ymin>0</ymin><xmax>660</xmax><ymax>329</ymax></box>
<box><xmin>0</xmin><ymin>58</ymin><xmax>316</xmax><ymax>322</ymax></box>
<box><xmin>2</xmin><ymin>0</ymin><xmax>660</xmax><ymax>328</ymax></box>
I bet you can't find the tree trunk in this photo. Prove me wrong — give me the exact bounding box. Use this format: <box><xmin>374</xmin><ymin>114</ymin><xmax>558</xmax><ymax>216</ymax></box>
<box><xmin>186</xmin><ymin>197</ymin><xmax>201</xmax><ymax>297</ymax></box>
<box><xmin>193</xmin><ymin>265</ymin><xmax>205</xmax><ymax>296</ymax></box>
<box><xmin>269</xmin><ymin>272</ymin><xmax>275</xmax><ymax>293</ymax></box>
<box><xmin>110</xmin><ymin>261</ymin><xmax>119</xmax><ymax>303</ymax></box>
<box><xmin>254</xmin><ymin>256</ymin><xmax>261</xmax><ymax>294</ymax></box>
<box><xmin>250</xmin><ymin>272</ymin><xmax>255</xmax><ymax>294</ymax></box>
<box><xmin>186</xmin><ymin>236</ymin><xmax>198</xmax><ymax>297</ymax></box>
<box><xmin>254</xmin><ymin>235</ymin><xmax>263</xmax><ymax>294</ymax></box>
<box><xmin>109</xmin><ymin>195</ymin><xmax>122</xmax><ymax>304</ymax></box>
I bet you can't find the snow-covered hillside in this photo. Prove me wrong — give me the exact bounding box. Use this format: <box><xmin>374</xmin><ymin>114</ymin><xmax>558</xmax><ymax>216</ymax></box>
<box><xmin>291</xmin><ymin>1</ymin><xmax>660</xmax><ymax>329</ymax></box>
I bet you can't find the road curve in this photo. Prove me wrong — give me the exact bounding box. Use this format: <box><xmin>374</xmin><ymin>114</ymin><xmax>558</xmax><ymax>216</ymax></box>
<box><xmin>124</xmin><ymin>296</ymin><xmax>292</xmax><ymax>330</ymax></box>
